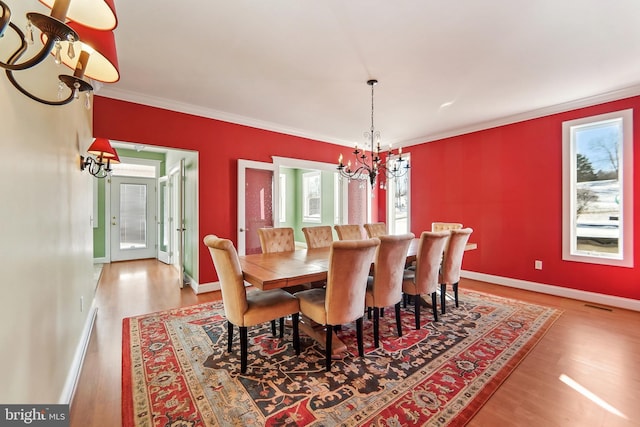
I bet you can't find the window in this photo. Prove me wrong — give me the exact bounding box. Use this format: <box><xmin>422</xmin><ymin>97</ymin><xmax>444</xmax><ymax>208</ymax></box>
<box><xmin>302</xmin><ymin>171</ymin><xmax>321</xmax><ymax>222</ymax></box>
<box><xmin>562</xmin><ymin>109</ymin><xmax>633</xmax><ymax>267</ymax></box>
<box><xmin>387</xmin><ymin>154</ymin><xmax>410</xmax><ymax>234</ymax></box>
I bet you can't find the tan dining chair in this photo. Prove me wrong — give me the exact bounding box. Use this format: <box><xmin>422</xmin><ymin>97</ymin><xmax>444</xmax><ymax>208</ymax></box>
<box><xmin>257</xmin><ymin>227</ymin><xmax>295</xmax><ymax>253</ymax></box>
<box><xmin>402</xmin><ymin>231</ymin><xmax>450</xmax><ymax>328</ymax></box>
<box><xmin>295</xmin><ymin>238</ymin><xmax>380</xmax><ymax>371</ymax></box>
<box><xmin>365</xmin><ymin>233</ymin><xmax>414</xmax><ymax>348</ymax></box>
<box><xmin>431</xmin><ymin>222</ymin><xmax>463</xmax><ymax>232</ymax></box>
<box><xmin>364</xmin><ymin>222</ymin><xmax>387</xmax><ymax>238</ymax></box>
<box><xmin>203</xmin><ymin>235</ymin><xmax>300</xmax><ymax>373</ymax></box>
<box><xmin>440</xmin><ymin>227</ymin><xmax>473</xmax><ymax>314</ymax></box>
<box><xmin>334</xmin><ymin>224</ymin><xmax>366</xmax><ymax>241</ymax></box>
<box><xmin>302</xmin><ymin>225</ymin><xmax>334</xmax><ymax>249</ymax></box>
<box><xmin>258</xmin><ymin>227</ymin><xmax>310</xmax><ymax>295</ymax></box>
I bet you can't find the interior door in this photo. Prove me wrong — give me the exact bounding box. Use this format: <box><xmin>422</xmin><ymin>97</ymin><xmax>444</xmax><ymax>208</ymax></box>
<box><xmin>110</xmin><ymin>176</ymin><xmax>157</xmax><ymax>261</ymax></box>
<box><xmin>157</xmin><ymin>176</ymin><xmax>170</xmax><ymax>264</ymax></box>
<box><xmin>237</xmin><ymin>160</ymin><xmax>274</xmax><ymax>255</ymax></box>
<box><xmin>169</xmin><ymin>160</ymin><xmax>185</xmax><ymax>287</ymax></box>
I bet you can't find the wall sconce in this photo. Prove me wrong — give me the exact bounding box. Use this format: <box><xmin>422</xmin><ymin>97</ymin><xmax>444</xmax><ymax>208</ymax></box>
<box><xmin>0</xmin><ymin>0</ymin><xmax>118</xmax><ymax>106</ymax></box>
<box><xmin>80</xmin><ymin>137</ymin><xmax>119</xmax><ymax>178</ymax></box>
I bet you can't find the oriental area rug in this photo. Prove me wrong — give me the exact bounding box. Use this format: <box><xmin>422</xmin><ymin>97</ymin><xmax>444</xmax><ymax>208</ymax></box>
<box><xmin>122</xmin><ymin>290</ymin><xmax>561</xmax><ymax>426</ymax></box>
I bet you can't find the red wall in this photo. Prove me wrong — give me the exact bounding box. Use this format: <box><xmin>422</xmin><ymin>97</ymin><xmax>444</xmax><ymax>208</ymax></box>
<box><xmin>405</xmin><ymin>96</ymin><xmax>640</xmax><ymax>300</ymax></box>
<box><xmin>95</xmin><ymin>95</ymin><xmax>639</xmax><ymax>300</ymax></box>
<box><xmin>94</xmin><ymin>97</ymin><xmax>347</xmax><ymax>284</ymax></box>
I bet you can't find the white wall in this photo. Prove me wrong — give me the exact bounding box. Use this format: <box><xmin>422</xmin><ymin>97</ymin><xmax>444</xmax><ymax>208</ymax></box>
<box><xmin>0</xmin><ymin>0</ymin><xmax>95</xmax><ymax>403</ymax></box>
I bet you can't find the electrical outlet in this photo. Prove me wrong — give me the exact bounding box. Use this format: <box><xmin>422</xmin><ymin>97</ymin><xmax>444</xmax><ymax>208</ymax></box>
<box><xmin>534</xmin><ymin>260</ymin><xmax>543</xmax><ymax>270</ymax></box>
<box><xmin>80</xmin><ymin>296</ymin><xmax>84</xmax><ymax>312</ymax></box>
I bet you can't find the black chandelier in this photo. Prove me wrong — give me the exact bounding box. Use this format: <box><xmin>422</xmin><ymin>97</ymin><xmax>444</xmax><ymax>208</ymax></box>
<box><xmin>337</xmin><ymin>79</ymin><xmax>409</xmax><ymax>188</ymax></box>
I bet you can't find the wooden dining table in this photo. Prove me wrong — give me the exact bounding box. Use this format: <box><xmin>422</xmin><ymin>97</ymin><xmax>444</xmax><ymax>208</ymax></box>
<box><xmin>238</xmin><ymin>238</ymin><xmax>477</xmax><ymax>356</ymax></box>
<box><xmin>239</xmin><ymin>239</ymin><xmax>477</xmax><ymax>291</ymax></box>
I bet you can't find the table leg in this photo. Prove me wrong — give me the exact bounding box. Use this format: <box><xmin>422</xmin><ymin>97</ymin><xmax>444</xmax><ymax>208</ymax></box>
<box><xmin>299</xmin><ymin>315</ymin><xmax>347</xmax><ymax>358</ymax></box>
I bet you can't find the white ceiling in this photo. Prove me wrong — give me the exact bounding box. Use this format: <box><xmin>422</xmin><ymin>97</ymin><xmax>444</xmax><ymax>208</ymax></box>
<box><xmin>99</xmin><ymin>0</ymin><xmax>640</xmax><ymax>148</ymax></box>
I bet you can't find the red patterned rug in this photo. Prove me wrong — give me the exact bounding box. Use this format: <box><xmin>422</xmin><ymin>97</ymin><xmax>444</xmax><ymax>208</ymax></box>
<box><xmin>122</xmin><ymin>290</ymin><xmax>561</xmax><ymax>426</ymax></box>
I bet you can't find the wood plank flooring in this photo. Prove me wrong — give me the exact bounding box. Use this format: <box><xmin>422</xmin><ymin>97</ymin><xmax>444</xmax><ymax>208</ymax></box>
<box><xmin>69</xmin><ymin>259</ymin><xmax>640</xmax><ymax>426</ymax></box>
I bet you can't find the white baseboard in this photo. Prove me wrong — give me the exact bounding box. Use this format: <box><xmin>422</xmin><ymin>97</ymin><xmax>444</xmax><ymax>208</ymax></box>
<box><xmin>462</xmin><ymin>270</ymin><xmax>640</xmax><ymax>312</ymax></box>
<box><xmin>60</xmin><ymin>304</ymin><xmax>98</xmax><ymax>405</ymax></box>
<box><xmin>93</xmin><ymin>257</ymin><xmax>109</xmax><ymax>264</ymax></box>
<box><xmin>190</xmin><ymin>279</ymin><xmax>220</xmax><ymax>294</ymax></box>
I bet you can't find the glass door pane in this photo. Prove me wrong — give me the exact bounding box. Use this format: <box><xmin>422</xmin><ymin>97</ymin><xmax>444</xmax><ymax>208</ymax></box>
<box><xmin>245</xmin><ymin>168</ymin><xmax>274</xmax><ymax>254</ymax></box>
<box><xmin>119</xmin><ymin>183</ymin><xmax>148</xmax><ymax>250</ymax></box>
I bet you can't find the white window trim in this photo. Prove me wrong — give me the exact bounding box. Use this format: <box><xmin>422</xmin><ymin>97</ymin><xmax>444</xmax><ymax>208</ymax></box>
<box><xmin>387</xmin><ymin>153</ymin><xmax>411</xmax><ymax>235</ymax></box>
<box><xmin>302</xmin><ymin>171</ymin><xmax>322</xmax><ymax>223</ymax></box>
<box><xmin>279</xmin><ymin>173</ymin><xmax>286</xmax><ymax>223</ymax></box>
<box><xmin>562</xmin><ymin>109</ymin><xmax>634</xmax><ymax>267</ymax></box>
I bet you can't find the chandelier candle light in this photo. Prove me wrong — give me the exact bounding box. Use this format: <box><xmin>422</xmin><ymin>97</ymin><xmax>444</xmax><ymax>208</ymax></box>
<box><xmin>0</xmin><ymin>0</ymin><xmax>118</xmax><ymax>106</ymax></box>
<box><xmin>337</xmin><ymin>79</ymin><xmax>409</xmax><ymax>188</ymax></box>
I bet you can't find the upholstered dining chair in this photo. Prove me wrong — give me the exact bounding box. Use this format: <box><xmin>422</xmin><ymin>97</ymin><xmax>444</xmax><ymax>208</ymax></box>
<box><xmin>295</xmin><ymin>238</ymin><xmax>380</xmax><ymax>371</ymax></box>
<box><xmin>402</xmin><ymin>231</ymin><xmax>449</xmax><ymax>328</ymax></box>
<box><xmin>334</xmin><ymin>224</ymin><xmax>366</xmax><ymax>241</ymax></box>
<box><xmin>365</xmin><ymin>233</ymin><xmax>414</xmax><ymax>348</ymax></box>
<box><xmin>302</xmin><ymin>225</ymin><xmax>334</xmax><ymax>249</ymax></box>
<box><xmin>440</xmin><ymin>227</ymin><xmax>473</xmax><ymax>314</ymax></box>
<box><xmin>431</xmin><ymin>222</ymin><xmax>463</xmax><ymax>232</ymax></box>
<box><xmin>257</xmin><ymin>227</ymin><xmax>295</xmax><ymax>253</ymax></box>
<box><xmin>258</xmin><ymin>227</ymin><xmax>310</xmax><ymax>295</ymax></box>
<box><xmin>203</xmin><ymin>235</ymin><xmax>300</xmax><ymax>373</ymax></box>
<box><xmin>364</xmin><ymin>222</ymin><xmax>387</xmax><ymax>238</ymax></box>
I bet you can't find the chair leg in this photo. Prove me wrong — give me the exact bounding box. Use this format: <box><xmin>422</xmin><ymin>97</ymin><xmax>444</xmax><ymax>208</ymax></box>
<box><xmin>440</xmin><ymin>284</ymin><xmax>447</xmax><ymax>314</ymax></box>
<box><xmin>227</xmin><ymin>321</ymin><xmax>234</xmax><ymax>353</ymax></box>
<box><xmin>279</xmin><ymin>317</ymin><xmax>284</xmax><ymax>338</ymax></box>
<box><xmin>453</xmin><ymin>282</ymin><xmax>459</xmax><ymax>307</ymax></box>
<box><xmin>356</xmin><ymin>317</ymin><xmax>364</xmax><ymax>357</ymax></box>
<box><xmin>240</xmin><ymin>326</ymin><xmax>248</xmax><ymax>374</ymax></box>
<box><xmin>395</xmin><ymin>302</ymin><xmax>402</xmax><ymax>337</ymax></box>
<box><xmin>431</xmin><ymin>292</ymin><xmax>438</xmax><ymax>322</ymax></box>
<box><xmin>325</xmin><ymin>325</ymin><xmax>333</xmax><ymax>371</ymax></box>
<box><xmin>380</xmin><ymin>307</ymin><xmax>385</xmax><ymax>317</ymax></box>
<box><xmin>292</xmin><ymin>313</ymin><xmax>300</xmax><ymax>355</ymax></box>
<box><xmin>271</xmin><ymin>320</ymin><xmax>276</xmax><ymax>337</ymax></box>
<box><xmin>367</xmin><ymin>306</ymin><xmax>372</xmax><ymax>319</ymax></box>
<box><xmin>373</xmin><ymin>307</ymin><xmax>380</xmax><ymax>348</ymax></box>
<box><xmin>402</xmin><ymin>293</ymin><xmax>407</xmax><ymax>308</ymax></box>
<box><xmin>414</xmin><ymin>293</ymin><xmax>421</xmax><ymax>330</ymax></box>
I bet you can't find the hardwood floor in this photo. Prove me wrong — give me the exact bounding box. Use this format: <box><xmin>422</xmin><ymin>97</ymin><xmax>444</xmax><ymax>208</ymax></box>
<box><xmin>70</xmin><ymin>259</ymin><xmax>640</xmax><ymax>426</ymax></box>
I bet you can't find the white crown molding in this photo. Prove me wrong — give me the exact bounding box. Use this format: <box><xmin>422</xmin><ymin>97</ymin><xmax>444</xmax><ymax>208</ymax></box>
<box><xmin>98</xmin><ymin>83</ymin><xmax>640</xmax><ymax>149</ymax></box>
<box><xmin>402</xmin><ymin>84</ymin><xmax>640</xmax><ymax>147</ymax></box>
<box><xmin>97</xmin><ymin>87</ymin><xmax>354</xmax><ymax>147</ymax></box>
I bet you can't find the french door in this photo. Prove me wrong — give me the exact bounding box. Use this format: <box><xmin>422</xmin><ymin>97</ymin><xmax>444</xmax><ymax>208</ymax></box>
<box><xmin>110</xmin><ymin>176</ymin><xmax>157</xmax><ymax>261</ymax></box>
<box><xmin>237</xmin><ymin>160</ymin><xmax>274</xmax><ymax>255</ymax></box>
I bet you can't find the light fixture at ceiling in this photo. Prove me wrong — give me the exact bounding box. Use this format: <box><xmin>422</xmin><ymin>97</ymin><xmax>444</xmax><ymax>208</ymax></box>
<box><xmin>337</xmin><ymin>79</ymin><xmax>410</xmax><ymax>189</ymax></box>
<box><xmin>0</xmin><ymin>0</ymin><xmax>118</xmax><ymax>106</ymax></box>
<box><xmin>80</xmin><ymin>137</ymin><xmax>119</xmax><ymax>178</ymax></box>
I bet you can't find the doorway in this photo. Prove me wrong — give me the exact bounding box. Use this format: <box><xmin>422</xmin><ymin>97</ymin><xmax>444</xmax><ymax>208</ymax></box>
<box><xmin>109</xmin><ymin>176</ymin><xmax>158</xmax><ymax>261</ymax></box>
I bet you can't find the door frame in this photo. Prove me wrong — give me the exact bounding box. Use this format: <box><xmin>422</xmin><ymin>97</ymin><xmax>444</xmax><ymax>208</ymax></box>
<box><xmin>169</xmin><ymin>160</ymin><xmax>185</xmax><ymax>287</ymax></box>
<box><xmin>109</xmin><ymin>175</ymin><xmax>158</xmax><ymax>262</ymax></box>
<box><xmin>157</xmin><ymin>175</ymin><xmax>170</xmax><ymax>264</ymax></box>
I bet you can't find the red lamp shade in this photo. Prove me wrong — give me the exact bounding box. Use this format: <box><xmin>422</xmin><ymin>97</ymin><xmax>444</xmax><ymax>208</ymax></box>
<box><xmin>39</xmin><ymin>0</ymin><xmax>118</xmax><ymax>31</ymax></box>
<box><xmin>88</xmin><ymin>138</ymin><xmax>118</xmax><ymax>159</ymax></box>
<box><xmin>45</xmin><ymin>21</ymin><xmax>120</xmax><ymax>83</ymax></box>
<box><xmin>108</xmin><ymin>150</ymin><xmax>121</xmax><ymax>165</ymax></box>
